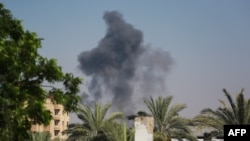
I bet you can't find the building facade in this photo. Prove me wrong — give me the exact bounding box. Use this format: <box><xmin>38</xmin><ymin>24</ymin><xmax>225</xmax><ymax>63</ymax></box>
<box><xmin>31</xmin><ymin>98</ymin><xmax>70</xmax><ymax>140</ymax></box>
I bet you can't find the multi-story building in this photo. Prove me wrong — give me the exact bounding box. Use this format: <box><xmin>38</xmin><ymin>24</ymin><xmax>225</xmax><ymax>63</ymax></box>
<box><xmin>31</xmin><ymin>98</ymin><xmax>70</xmax><ymax>140</ymax></box>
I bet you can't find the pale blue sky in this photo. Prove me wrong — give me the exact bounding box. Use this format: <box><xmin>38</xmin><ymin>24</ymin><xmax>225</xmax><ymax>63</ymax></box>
<box><xmin>2</xmin><ymin>1</ymin><xmax>250</xmax><ymax>121</ymax></box>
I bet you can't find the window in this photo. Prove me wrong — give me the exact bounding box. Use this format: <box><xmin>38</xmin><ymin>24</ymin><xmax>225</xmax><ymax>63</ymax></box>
<box><xmin>54</xmin><ymin>109</ymin><xmax>60</xmax><ymax>115</ymax></box>
<box><xmin>54</xmin><ymin>120</ymin><xmax>60</xmax><ymax>126</ymax></box>
<box><xmin>54</xmin><ymin>130</ymin><xmax>60</xmax><ymax>136</ymax></box>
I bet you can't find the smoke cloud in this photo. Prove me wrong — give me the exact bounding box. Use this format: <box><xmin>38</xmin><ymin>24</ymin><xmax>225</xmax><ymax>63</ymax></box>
<box><xmin>78</xmin><ymin>11</ymin><xmax>173</xmax><ymax>115</ymax></box>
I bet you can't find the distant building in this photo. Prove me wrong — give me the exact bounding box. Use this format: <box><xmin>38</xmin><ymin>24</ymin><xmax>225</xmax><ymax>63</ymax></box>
<box><xmin>31</xmin><ymin>98</ymin><xmax>69</xmax><ymax>140</ymax></box>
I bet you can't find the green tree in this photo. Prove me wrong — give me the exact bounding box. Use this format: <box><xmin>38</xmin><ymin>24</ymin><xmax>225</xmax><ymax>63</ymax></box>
<box><xmin>0</xmin><ymin>3</ymin><xmax>82</xmax><ymax>140</ymax></box>
<box><xmin>193</xmin><ymin>88</ymin><xmax>250</xmax><ymax>137</ymax></box>
<box><xmin>144</xmin><ymin>96</ymin><xmax>197</xmax><ymax>141</ymax></box>
<box><xmin>64</xmin><ymin>103</ymin><xmax>123</xmax><ymax>141</ymax></box>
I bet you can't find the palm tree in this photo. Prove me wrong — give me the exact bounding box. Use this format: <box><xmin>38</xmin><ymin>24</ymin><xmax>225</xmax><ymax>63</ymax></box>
<box><xmin>144</xmin><ymin>96</ymin><xmax>197</xmax><ymax>141</ymax></box>
<box><xmin>126</xmin><ymin>127</ymin><xmax>135</xmax><ymax>141</ymax></box>
<box><xmin>103</xmin><ymin>122</ymin><xmax>127</xmax><ymax>141</ymax></box>
<box><xmin>102</xmin><ymin>121</ymin><xmax>136</xmax><ymax>141</ymax></box>
<box><xmin>193</xmin><ymin>88</ymin><xmax>250</xmax><ymax>137</ymax></box>
<box><xmin>64</xmin><ymin>103</ymin><xmax>123</xmax><ymax>141</ymax></box>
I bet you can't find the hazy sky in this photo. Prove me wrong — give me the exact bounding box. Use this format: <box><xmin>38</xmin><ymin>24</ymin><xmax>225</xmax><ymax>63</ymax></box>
<box><xmin>2</xmin><ymin>1</ymin><xmax>250</xmax><ymax>121</ymax></box>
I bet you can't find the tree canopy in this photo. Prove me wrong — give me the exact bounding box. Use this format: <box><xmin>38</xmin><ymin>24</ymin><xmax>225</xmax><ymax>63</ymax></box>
<box><xmin>193</xmin><ymin>88</ymin><xmax>250</xmax><ymax>137</ymax></box>
<box><xmin>0</xmin><ymin>3</ymin><xmax>82</xmax><ymax>140</ymax></box>
<box><xmin>144</xmin><ymin>96</ymin><xmax>197</xmax><ymax>141</ymax></box>
<box><xmin>64</xmin><ymin>103</ymin><xmax>123</xmax><ymax>141</ymax></box>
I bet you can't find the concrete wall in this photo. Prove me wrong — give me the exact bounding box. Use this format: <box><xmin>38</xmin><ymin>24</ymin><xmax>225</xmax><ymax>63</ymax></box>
<box><xmin>134</xmin><ymin>116</ymin><xmax>154</xmax><ymax>141</ymax></box>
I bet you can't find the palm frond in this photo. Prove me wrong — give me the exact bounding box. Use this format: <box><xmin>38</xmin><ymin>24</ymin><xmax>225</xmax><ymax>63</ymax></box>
<box><xmin>165</xmin><ymin>104</ymin><xmax>186</xmax><ymax>123</ymax></box>
<box><xmin>144</xmin><ymin>96</ymin><xmax>196</xmax><ymax>140</ymax></box>
<box><xmin>99</xmin><ymin>103</ymin><xmax>112</xmax><ymax>122</ymax></box>
<box><xmin>246</xmin><ymin>99</ymin><xmax>250</xmax><ymax>124</ymax></box>
<box><xmin>236</xmin><ymin>90</ymin><xmax>245</xmax><ymax>124</ymax></box>
<box><xmin>193</xmin><ymin>88</ymin><xmax>250</xmax><ymax>138</ymax></box>
<box><xmin>217</xmin><ymin>108</ymin><xmax>235</xmax><ymax>124</ymax></box>
<box><xmin>223</xmin><ymin>88</ymin><xmax>237</xmax><ymax>119</ymax></box>
<box><xmin>103</xmin><ymin>122</ymin><xmax>127</xmax><ymax>141</ymax></box>
<box><xmin>65</xmin><ymin>102</ymin><xmax>122</xmax><ymax>140</ymax></box>
<box><xmin>106</xmin><ymin>112</ymin><xmax>123</xmax><ymax>122</ymax></box>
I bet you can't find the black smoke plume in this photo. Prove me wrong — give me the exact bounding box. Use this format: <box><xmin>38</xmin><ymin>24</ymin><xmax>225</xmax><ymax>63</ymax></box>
<box><xmin>78</xmin><ymin>11</ymin><xmax>173</xmax><ymax>115</ymax></box>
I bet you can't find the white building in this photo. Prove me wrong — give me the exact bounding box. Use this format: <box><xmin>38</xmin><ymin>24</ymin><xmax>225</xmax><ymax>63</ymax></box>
<box><xmin>134</xmin><ymin>116</ymin><xmax>154</xmax><ymax>141</ymax></box>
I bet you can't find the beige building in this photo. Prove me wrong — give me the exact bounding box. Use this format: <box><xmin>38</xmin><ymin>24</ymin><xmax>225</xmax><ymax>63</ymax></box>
<box><xmin>31</xmin><ymin>98</ymin><xmax>70</xmax><ymax>140</ymax></box>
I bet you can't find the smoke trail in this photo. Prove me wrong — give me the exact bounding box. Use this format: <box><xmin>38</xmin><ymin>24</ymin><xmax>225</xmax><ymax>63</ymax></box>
<box><xmin>78</xmin><ymin>11</ymin><xmax>173</xmax><ymax>115</ymax></box>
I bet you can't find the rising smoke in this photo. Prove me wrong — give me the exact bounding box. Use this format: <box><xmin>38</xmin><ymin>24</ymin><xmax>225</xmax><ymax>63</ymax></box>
<box><xmin>78</xmin><ymin>11</ymin><xmax>173</xmax><ymax>115</ymax></box>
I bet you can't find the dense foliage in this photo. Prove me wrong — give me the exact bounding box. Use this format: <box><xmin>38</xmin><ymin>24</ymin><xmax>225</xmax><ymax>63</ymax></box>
<box><xmin>0</xmin><ymin>3</ymin><xmax>82</xmax><ymax>140</ymax></box>
<box><xmin>64</xmin><ymin>103</ymin><xmax>123</xmax><ymax>141</ymax></box>
<box><xmin>144</xmin><ymin>96</ymin><xmax>197</xmax><ymax>141</ymax></box>
<box><xmin>193</xmin><ymin>89</ymin><xmax>250</xmax><ymax>137</ymax></box>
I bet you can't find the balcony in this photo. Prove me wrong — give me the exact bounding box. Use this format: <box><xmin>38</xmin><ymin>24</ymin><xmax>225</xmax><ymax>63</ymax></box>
<box><xmin>54</xmin><ymin>115</ymin><xmax>61</xmax><ymax>120</ymax></box>
<box><xmin>54</xmin><ymin>126</ymin><xmax>61</xmax><ymax>130</ymax></box>
<box><xmin>54</xmin><ymin>104</ymin><xmax>62</xmax><ymax>109</ymax></box>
